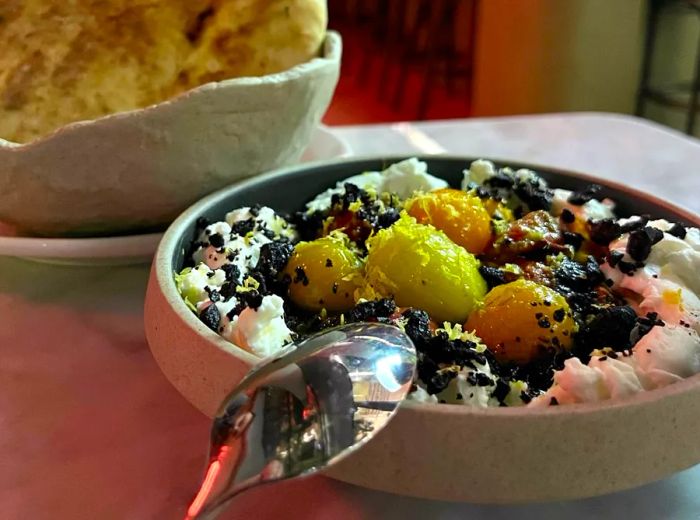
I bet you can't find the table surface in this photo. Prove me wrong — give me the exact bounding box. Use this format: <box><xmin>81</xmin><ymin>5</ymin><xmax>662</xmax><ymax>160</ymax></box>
<box><xmin>3</xmin><ymin>113</ymin><xmax>700</xmax><ymax>520</ymax></box>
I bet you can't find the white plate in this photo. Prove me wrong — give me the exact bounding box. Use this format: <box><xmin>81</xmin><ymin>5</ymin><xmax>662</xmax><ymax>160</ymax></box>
<box><xmin>0</xmin><ymin>126</ymin><xmax>351</xmax><ymax>266</ymax></box>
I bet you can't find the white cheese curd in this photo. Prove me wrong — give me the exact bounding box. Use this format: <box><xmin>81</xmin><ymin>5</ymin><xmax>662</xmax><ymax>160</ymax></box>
<box><xmin>511</xmin><ymin>167</ymin><xmax>548</xmax><ymax>188</ymax></box>
<box><xmin>223</xmin><ymin>295</ymin><xmax>292</xmax><ymax>358</ymax></box>
<box><xmin>461</xmin><ymin>158</ymin><xmax>497</xmax><ymax>188</ymax></box>
<box><xmin>305</xmin><ymin>158</ymin><xmax>447</xmax><ymax>213</ymax></box>
<box><xmin>379</xmin><ymin>157</ymin><xmax>448</xmax><ymax>198</ymax></box>
<box><xmin>629</xmin><ymin>325</ymin><xmax>700</xmax><ymax>388</ymax></box>
<box><xmin>551</xmin><ymin>188</ymin><xmax>615</xmax><ymax>221</ymax></box>
<box><xmin>588</xmin><ymin>355</ymin><xmax>646</xmax><ymax>397</ymax></box>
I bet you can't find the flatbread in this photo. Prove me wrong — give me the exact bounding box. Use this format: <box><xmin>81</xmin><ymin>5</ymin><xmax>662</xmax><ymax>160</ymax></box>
<box><xmin>0</xmin><ymin>0</ymin><xmax>327</xmax><ymax>143</ymax></box>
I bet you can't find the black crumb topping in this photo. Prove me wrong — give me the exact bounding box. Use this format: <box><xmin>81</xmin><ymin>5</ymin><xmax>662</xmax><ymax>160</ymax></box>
<box><xmin>219</xmin><ymin>281</ymin><xmax>237</xmax><ymax>301</ymax></box>
<box><xmin>552</xmin><ymin>308</ymin><xmax>566</xmax><ymax>322</ymax></box>
<box><xmin>200</xmin><ymin>304</ymin><xmax>221</xmax><ymax>332</ymax></box>
<box><xmin>376</xmin><ymin>208</ymin><xmax>400</xmax><ymax>229</ymax></box>
<box><xmin>325</xmin><ymin>258</ymin><xmax>333</xmax><ymax>267</ymax></box>
<box><xmin>424</xmin><ymin>368</ymin><xmax>457</xmax><ymax>395</ymax></box>
<box><xmin>204</xmin><ymin>287</ymin><xmax>220</xmax><ymax>302</ymax></box>
<box><xmin>336</xmin><ymin>183</ymin><xmax>362</xmax><ymax>209</ymax></box>
<box><xmin>292</xmin><ymin>210</ymin><xmax>325</xmax><ymax>241</ymax></box>
<box><xmin>617</xmin><ymin>259</ymin><xmax>639</xmax><ymax>275</ymax></box>
<box><xmin>467</xmin><ymin>372</ymin><xmax>493</xmax><ymax>387</ymax></box>
<box><xmin>485</xmin><ymin>171</ymin><xmax>515</xmax><ymax>188</ymax></box>
<box><xmin>588</xmin><ymin>219</ymin><xmax>622</xmax><ymax>245</ymax></box>
<box><xmin>555</xmin><ymin>256</ymin><xmax>604</xmax><ymax>294</ymax></box>
<box><xmin>230</xmin><ymin>218</ymin><xmax>256</xmax><ymax>237</ymax></box>
<box><xmin>498</xmin><ymin>350</ymin><xmax>571</xmax><ymax>395</ymax></box>
<box><xmin>576</xmin><ymin>305</ymin><xmax>637</xmax><ymax>353</ymax></box>
<box><xmin>220</xmin><ymin>264</ymin><xmax>241</xmax><ymax>283</ymax></box>
<box><xmin>607</xmin><ymin>250</ymin><xmax>624</xmax><ymax>267</ymax></box>
<box><xmin>401</xmin><ymin>309</ymin><xmax>432</xmax><ymax>351</ymax></box>
<box><xmin>589</xmin><ymin>215</ymin><xmax>650</xmax><ymax>246</ymax></box>
<box><xmin>208</xmin><ymin>233</ymin><xmax>225</xmax><ymax>248</ymax></box>
<box><xmin>630</xmin><ymin>312</ymin><xmax>665</xmax><ymax>345</ymax></box>
<box><xmin>478</xmin><ymin>168</ymin><xmax>553</xmax><ymax>214</ymax></box>
<box><xmin>513</xmin><ymin>180</ymin><xmax>553</xmax><ymax>212</ymax></box>
<box><xmin>567</xmin><ymin>184</ymin><xmax>602</xmax><ymax>205</ymax></box>
<box><xmin>347</xmin><ymin>298</ymin><xmax>396</xmax><ymax>323</ymax></box>
<box><xmin>478</xmin><ymin>265</ymin><xmax>508</xmax><ymax>290</ymax></box>
<box><xmin>562</xmin><ymin>231</ymin><xmax>584</xmax><ymax>250</ymax></box>
<box><xmin>400</xmin><ymin>309</ymin><xmax>503</xmax><ymax>393</ymax></box>
<box><xmin>560</xmin><ymin>209</ymin><xmax>576</xmax><ymax>224</ymax></box>
<box><xmin>256</xmin><ymin>241</ymin><xmax>294</xmax><ymax>278</ymax></box>
<box><xmin>293</xmin><ymin>266</ymin><xmax>309</xmax><ymax>286</ymax></box>
<box><xmin>668</xmin><ymin>223</ymin><xmax>687</xmax><ymax>239</ymax></box>
<box><xmin>493</xmin><ymin>379</ymin><xmax>510</xmax><ymax>404</ymax></box>
<box><xmin>626</xmin><ymin>226</ymin><xmax>664</xmax><ymax>262</ymax></box>
<box><xmin>238</xmin><ymin>290</ymin><xmax>264</xmax><ymax>310</ymax></box>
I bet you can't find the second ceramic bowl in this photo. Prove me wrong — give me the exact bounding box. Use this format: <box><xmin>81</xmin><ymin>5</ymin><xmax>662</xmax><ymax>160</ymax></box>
<box><xmin>0</xmin><ymin>32</ymin><xmax>341</xmax><ymax>237</ymax></box>
<box><xmin>144</xmin><ymin>156</ymin><xmax>700</xmax><ymax>503</ymax></box>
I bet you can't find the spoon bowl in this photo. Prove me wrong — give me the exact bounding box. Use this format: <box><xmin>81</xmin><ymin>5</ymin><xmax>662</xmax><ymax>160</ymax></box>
<box><xmin>186</xmin><ymin>322</ymin><xmax>416</xmax><ymax>519</ymax></box>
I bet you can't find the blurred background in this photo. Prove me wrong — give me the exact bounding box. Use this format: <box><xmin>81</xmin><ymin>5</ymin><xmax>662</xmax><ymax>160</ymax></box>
<box><xmin>323</xmin><ymin>0</ymin><xmax>700</xmax><ymax>138</ymax></box>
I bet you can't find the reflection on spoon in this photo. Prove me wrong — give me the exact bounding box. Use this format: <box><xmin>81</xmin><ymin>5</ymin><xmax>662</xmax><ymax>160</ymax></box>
<box><xmin>185</xmin><ymin>322</ymin><xmax>416</xmax><ymax>520</ymax></box>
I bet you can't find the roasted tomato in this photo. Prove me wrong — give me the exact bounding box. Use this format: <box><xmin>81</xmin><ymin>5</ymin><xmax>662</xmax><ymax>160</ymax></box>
<box><xmin>465</xmin><ymin>279</ymin><xmax>576</xmax><ymax>365</ymax></box>
<box><xmin>405</xmin><ymin>188</ymin><xmax>492</xmax><ymax>254</ymax></box>
<box><xmin>486</xmin><ymin>210</ymin><xmax>565</xmax><ymax>262</ymax></box>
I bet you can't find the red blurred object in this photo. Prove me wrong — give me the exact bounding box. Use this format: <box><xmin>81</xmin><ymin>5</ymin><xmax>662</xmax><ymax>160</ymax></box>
<box><xmin>324</xmin><ymin>0</ymin><xmax>478</xmax><ymax>125</ymax></box>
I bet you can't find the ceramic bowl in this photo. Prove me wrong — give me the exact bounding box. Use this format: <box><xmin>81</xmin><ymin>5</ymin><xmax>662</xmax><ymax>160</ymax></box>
<box><xmin>0</xmin><ymin>32</ymin><xmax>341</xmax><ymax>237</ymax></box>
<box><xmin>144</xmin><ymin>156</ymin><xmax>700</xmax><ymax>503</ymax></box>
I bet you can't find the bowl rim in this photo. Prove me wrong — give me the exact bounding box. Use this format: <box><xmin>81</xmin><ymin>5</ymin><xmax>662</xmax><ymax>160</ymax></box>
<box><xmin>0</xmin><ymin>31</ymin><xmax>342</xmax><ymax>149</ymax></box>
<box><xmin>153</xmin><ymin>154</ymin><xmax>700</xmax><ymax>417</ymax></box>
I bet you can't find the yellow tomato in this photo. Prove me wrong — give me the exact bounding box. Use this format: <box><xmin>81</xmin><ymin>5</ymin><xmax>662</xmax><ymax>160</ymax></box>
<box><xmin>284</xmin><ymin>234</ymin><xmax>362</xmax><ymax>312</ymax></box>
<box><xmin>365</xmin><ymin>213</ymin><xmax>486</xmax><ymax>323</ymax></box>
<box><xmin>465</xmin><ymin>279</ymin><xmax>576</xmax><ymax>365</ymax></box>
<box><xmin>405</xmin><ymin>188</ymin><xmax>492</xmax><ymax>254</ymax></box>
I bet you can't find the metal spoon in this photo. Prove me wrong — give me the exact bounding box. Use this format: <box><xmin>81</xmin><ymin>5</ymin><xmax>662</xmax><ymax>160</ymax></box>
<box><xmin>185</xmin><ymin>322</ymin><xmax>417</xmax><ymax>520</ymax></box>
